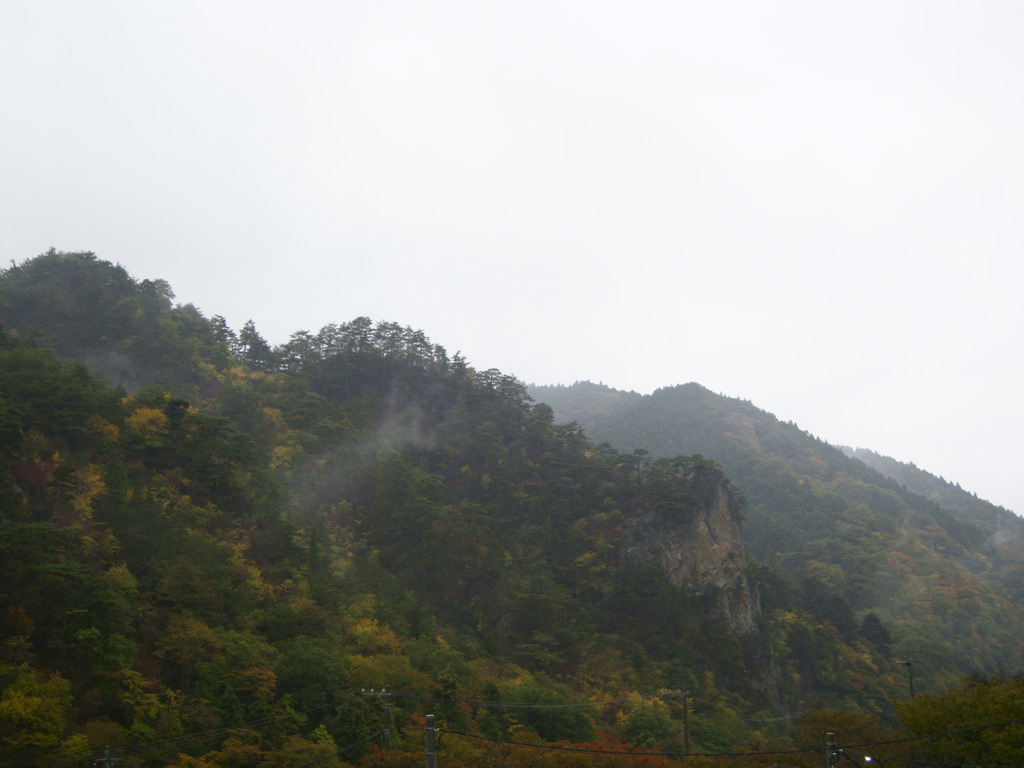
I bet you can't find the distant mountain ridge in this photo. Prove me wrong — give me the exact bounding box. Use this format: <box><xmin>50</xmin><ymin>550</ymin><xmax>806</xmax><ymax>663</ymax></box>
<box><xmin>839</xmin><ymin>445</ymin><xmax>1018</xmax><ymax>530</ymax></box>
<box><xmin>523</xmin><ymin>380</ymin><xmax>644</xmax><ymax>425</ymax></box>
<box><xmin>529</xmin><ymin>381</ymin><xmax>1013</xmax><ymax>524</ymax></box>
<box><xmin>528</xmin><ymin>380</ymin><xmax>1024</xmax><ymax>689</ymax></box>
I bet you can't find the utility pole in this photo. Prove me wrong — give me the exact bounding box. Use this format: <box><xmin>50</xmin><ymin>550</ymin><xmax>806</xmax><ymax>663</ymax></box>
<box><xmin>826</xmin><ymin>732</ymin><xmax>840</xmax><ymax>768</ymax></box>
<box><xmin>425</xmin><ymin>714</ymin><xmax>437</xmax><ymax>768</ymax></box>
<box><xmin>360</xmin><ymin>687</ymin><xmax>393</xmax><ymax>750</ymax></box>
<box><xmin>899</xmin><ymin>660</ymin><xmax>914</xmax><ymax>699</ymax></box>
<box><xmin>658</xmin><ymin>690</ymin><xmax>689</xmax><ymax>754</ymax></box>
<box><xmin>682</xmin><ymin>693</ymin><xmax>690</xmax><ymax>755</ymax></box>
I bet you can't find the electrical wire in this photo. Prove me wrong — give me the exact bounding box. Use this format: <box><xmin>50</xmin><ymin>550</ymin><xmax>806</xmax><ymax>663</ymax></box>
<box><xmin>826</xmin><ymin>717</ymin><xmax>1024</xmax><ymax>768</ymax></box>
<box><xmin>859</xmin><ymin>715</ymin><xmax>1024</xmax><ymax>746</ymax></box>
<box><xmin>15</xmin><ymin>688</ymin><xmax>1024</xmax><ymax>767</ymax></box>
<box><xmin>291</xmin><ymin>730</ymin><xmax>388</xmax><ymax>768</ymax></box>
<box><xmin>392</xmin><ymin>690</ymin><xmax>670</xmax><ymax>709</ymax></box>
<box><xmin>741</xmin><ymin>709</ymin><xmax>805</xmax><ymax>723</ymax></box>
<box><xmin>100</xmin><ymin>704</ymin><xmax>332</xmax><ymax>759</ymax></box>
<box><xmin>439</xmin><ymin>714</ymin><xmax>1024</xmax><ymax>763</ymax></box>
<box><xmin>438</xmin><ymin>727</ymin><xmax>817</xmax><ymax>760</ymax></box>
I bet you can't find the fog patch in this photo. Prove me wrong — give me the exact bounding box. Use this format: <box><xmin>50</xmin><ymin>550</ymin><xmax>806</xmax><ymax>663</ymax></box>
<box><xmin>82</xmin><ymin>349</ymin><xmax>149</xmax><ymax>394</ymax></box>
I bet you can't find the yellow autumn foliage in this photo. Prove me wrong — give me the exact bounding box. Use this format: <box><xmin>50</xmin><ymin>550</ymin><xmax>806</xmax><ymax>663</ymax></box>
<box><xmin>351</xmin><ymin>617</ymin><xmax>403</xmax><ymax>654</ymax></box>
<box><xmin>85</xmin><ymin>415</ymin><xmax>120</xmax><ymax>443</ymax></box>
<box><xmin>126</xmin><ymin>407</ymin><xmax>170</xmax><ymax>447</ymax></box>
<box><xmin>70</xmin><ymin>465</ymin><xmax>106</xmax><ymax>517</ymax></box>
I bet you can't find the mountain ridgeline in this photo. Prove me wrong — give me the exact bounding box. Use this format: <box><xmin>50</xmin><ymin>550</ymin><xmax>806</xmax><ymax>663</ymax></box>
<box><xmin>529</xmin><ymin>381</ymin><xmax>1024</xmax><ymax>682</ymax></box>
<box><xmin>1</xmin><ymin>250</ymin><xmax>1022</xmax><ymax>767</ymax></box>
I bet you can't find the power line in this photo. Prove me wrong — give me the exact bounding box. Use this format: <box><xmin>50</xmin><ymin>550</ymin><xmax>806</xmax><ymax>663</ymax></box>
<box><xmin>440</xmin><ymin>715</ymin><xmax>1024</xmax><ymax>763</ymax></box>
<box><xmin>742</xmin><ymin>709</ymin><xmax>806</xmax><ymax>723</ymax></box>
<box><xmin>843</xmin><ymin>715</ymin><xmax>1024</xmax><ymax>750</ymax></box>
<box><xmin>95</xmin><ymin>704</ymin><xmax>331</xmax><ymax>759</ymax></box>
<box><xmin>392</xmin><ymin>690</ymin><xmax>674</xmax><ymax>710</ymax></box>
<box><xmin>438</xmin><ymin>726</ymin><xmax>817</xmax><ymax>760</ymax></box>
<box><xmin>292</xmin><ymin>730</ymin><xmax>388</xmax><ymax>768</ymax></box>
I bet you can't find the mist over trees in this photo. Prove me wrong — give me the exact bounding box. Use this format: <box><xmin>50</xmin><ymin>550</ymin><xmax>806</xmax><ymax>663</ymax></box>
<box><xmin>2</xmin><ymin>251</ymin><xmax>1022</xmax><ymax>767</ymax></box>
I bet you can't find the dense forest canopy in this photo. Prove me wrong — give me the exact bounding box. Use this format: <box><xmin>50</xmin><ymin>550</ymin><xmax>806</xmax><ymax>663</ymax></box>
<box><xmin>1</xmin><ymin>251</ymin><xmax>1022</xmax><ymax>767</ymax></box>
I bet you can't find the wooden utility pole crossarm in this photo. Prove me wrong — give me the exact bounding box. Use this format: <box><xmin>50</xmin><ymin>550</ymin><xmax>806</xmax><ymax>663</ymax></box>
<box><xmin>360</xmin><ymin>687</ymin><xmax>393</xmax><ymax>750</ymax></box>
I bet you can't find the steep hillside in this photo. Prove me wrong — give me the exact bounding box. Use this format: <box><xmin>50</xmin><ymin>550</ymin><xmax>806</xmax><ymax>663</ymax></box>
<box><xmin>0</xmin><ymin>251</ymin><xmax>872</xmax><ymax>766</ymax></box>
<box><xmin>840</xmin><ymin>446</ymin><xmax>1020</xmax><ymax>530</ymax></box>
<box><xmin>0</xmin><ymin>249</ymin><xmax>232</xmax><ymax>398</ymax></box>
<box><xmin>523</xmin><ymin>380</ymin><xmax>644</xmax><ymax>426</ymax></box>
<box><xmin>530</xmin><ymin>382</ymin><xmax>1024</xmax><ymax>693</ymax></box>
<box><xmin>4</xmin><ymin>251</ymin><xmax>1022</xmax><ymax>766</ymax></box>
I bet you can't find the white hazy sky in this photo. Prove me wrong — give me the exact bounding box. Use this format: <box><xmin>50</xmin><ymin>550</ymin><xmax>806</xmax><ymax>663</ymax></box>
<box><xmin>3</xmin><ymin>2</ymin><xmax>1022</xmax><ymax>514</ymax></box>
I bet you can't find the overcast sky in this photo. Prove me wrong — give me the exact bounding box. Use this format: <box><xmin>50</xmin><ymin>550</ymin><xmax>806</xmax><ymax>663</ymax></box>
<box><xmin>3</xmin><ymin>1</ymin><xmax>1022</xmax><ymax>514</ymax></box>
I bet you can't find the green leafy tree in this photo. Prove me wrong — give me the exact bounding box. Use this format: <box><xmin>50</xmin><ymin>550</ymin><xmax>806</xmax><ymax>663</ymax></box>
<box><xmin>859</xmin><ymin>612</ymin><xmax>892</xmax><ymax>654</ymax></box>
<box><xmin>895</xmin><ymin>675</ymin><xmax>1024</xmax><ymax>766</ymax></box>
<box><xmin>619</xmin><ymin>699</ymin><xmax>679</xmax><ymax>749</ymax></box>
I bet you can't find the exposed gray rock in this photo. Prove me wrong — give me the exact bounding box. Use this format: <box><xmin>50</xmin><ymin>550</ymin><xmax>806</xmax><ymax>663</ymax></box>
<box><xmin>621</xmin><ymin>460</ymin><xmax>760</xmax><ymax>634</ymax></box>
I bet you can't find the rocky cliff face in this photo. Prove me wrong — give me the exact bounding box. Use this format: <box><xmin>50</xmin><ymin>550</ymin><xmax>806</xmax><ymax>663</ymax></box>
<box><xmin>621</xmin><ymin>461</ymin><xmax>760</xmax><ymax>634</ymax></box>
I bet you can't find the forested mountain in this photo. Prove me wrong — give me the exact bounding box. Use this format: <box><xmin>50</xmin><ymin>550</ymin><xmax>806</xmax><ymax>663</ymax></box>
<box><xmin>2</xmin><ymin>251</ymin><xmax>1023</xmax><ymax>768</ymax></box>
<box><xmin>529</xmin><ymin>381</ymin><xmax>1024</xmax><ymax>691</ymax></box>
<box><xmin>838</xmin><ymin>445</ymin><xmax>1019</xmax><ymax>534</ymax></box>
